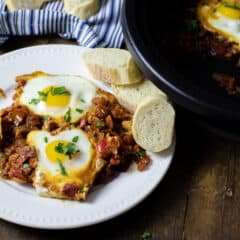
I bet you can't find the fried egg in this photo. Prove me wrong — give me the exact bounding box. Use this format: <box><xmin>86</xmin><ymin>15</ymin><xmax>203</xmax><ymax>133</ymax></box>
<box><xmin>17</xmin><ymin>72</ymin><xmax>97</xmax><ymax>123</ymax></box>
<box><xmin>198</xmin><ymin>1</ymin><xmax>240</xmax><ymax>45</ymax></box>
<box><xmin>27</xmin><ymin>129</ymin><xmax>105</xmax><ymax>200</ymax></box>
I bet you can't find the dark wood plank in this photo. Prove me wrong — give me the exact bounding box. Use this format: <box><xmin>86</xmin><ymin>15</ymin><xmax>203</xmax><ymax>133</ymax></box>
<box><xmin>0</xmin><ymin>36</ymin><xmax>53</xmax><ymax>53</ymax></box>
<box><xmin>222</xmin><ymin>142</ymin><xmax>240</xmax><ymax>240</ymax></box>
<box><xmin>183</xmin><ymin>133</ymin><xmax>231</xmax><ymax>240</ymax></box>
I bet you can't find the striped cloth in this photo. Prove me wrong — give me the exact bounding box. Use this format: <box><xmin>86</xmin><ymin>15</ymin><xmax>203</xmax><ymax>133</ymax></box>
<box><xmin>0</xmin><ymin>0</ymin><xmax>123</xmax><ymax>48</ymax></box>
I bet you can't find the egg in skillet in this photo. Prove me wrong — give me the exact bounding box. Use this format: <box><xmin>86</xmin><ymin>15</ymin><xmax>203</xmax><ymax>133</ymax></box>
<box><xmin>27</xmin><ymin>129</ymin><xmax>105</xmax><ymax>200</ymax></box>
<box><xmin>16</xmin><ymin>72</ymin><xmax>97</xmax><ymax>123</ymax></box>
<box><xmin>198</xmin><ymin>0</ymin><xmax>240</xmax><ymax>46</ymax></box>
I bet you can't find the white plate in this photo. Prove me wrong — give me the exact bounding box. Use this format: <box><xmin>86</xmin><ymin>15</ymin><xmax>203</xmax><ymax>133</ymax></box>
<box><xmin>0</xmin><ymin>45</ymin><xmax>175</xmax><ymax>229</ymax></box>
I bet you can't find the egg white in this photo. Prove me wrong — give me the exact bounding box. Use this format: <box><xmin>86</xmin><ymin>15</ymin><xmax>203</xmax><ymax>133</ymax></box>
<box><xmin>19</xmin><ymin>74</ymin><xmax>97</xmax><ymax>122</ymax></box>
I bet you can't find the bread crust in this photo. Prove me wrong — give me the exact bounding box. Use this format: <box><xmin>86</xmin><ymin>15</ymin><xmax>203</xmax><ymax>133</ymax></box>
<box><xmin>112</xmin><ymin>80</ymin><xmax>167</xmax><ymax>112</ymax></box>
<box><xmin>82</xmin><ymin>48</ymin><xmax>144</xmax><ymax>85</ymax></box>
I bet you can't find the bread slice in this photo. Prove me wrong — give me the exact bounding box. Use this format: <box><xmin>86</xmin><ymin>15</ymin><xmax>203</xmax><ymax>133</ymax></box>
<box><xmin>6</xmin><ymin>0</ymin><xmax>47</xmax><ymax>10</ymax></box>
<box><xmin>132</xmin><ymin>96</ymin><xmax>175</xmax><ymax>152</ymax></box>
<box><xmin>64</xmin><ymin>0</ymin><xmax>99</xmax><ymax>19</ymax></box>
<box><xmin>82</xmin><ymin>48</ymin><xmax>144</xmax><ymax>85</ymax></box>
<box><xmin>112</xmin><ymin>80</ymin><xmax>167</xmax><ymax>112</ymax></box>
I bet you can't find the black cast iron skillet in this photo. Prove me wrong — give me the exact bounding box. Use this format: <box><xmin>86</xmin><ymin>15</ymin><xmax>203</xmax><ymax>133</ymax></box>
<box><xmin>121</xmin><ymin>0</ymin><xmax>240</xmax><ymax>139</ymax></box>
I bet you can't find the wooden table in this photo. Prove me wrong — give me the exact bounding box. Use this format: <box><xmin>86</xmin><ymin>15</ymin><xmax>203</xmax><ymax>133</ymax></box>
<box><xmin>1</xmin><ymin>36</ymin><xmax>240</xmax><ymax>240</ymax></box>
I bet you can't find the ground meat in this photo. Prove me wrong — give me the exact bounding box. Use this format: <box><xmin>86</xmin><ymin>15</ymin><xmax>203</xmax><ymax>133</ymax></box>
<box><xmin>0</xmin><ymin>105</ymin><xmax>42</xmax><ymax>183</ymax></box>
<box><xmin>1</xmin><ymin>105</ymin><xmax>43</xmax><ymax>143</ymax></box>
<box><xmin>80</xmin><ymin>89</ymin><xmax>151</xmax><ymax>181</ymax></box>
<box><xmin>137</xmin><ymin>156</ymin><xmax>151</xmax><ymax>171</ymax></box>
<box><xmin>212</xmin><ymin>72</ymin><xmax>240</xmax><ymax>95</ymax></box>
<box><xmin>3</xmin><ymin>142</ymin><xmax>37</xmax><ymax>183</ymax></box>
<box><xmin>178</xmin><ymin>30</ymin><xmax>240</xmax><ymax>59</ymax></box>
<box><xmin>62</xmin><ymin>183</ymin><xmax>79</xmax><ymax>197</ymax></box>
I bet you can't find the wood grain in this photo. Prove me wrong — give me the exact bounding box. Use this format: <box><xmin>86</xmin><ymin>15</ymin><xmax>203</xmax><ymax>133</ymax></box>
<box><xmin>0</xmin><ymin>36</ymin><xmax>240</xmax><ymax>240</ymax></box>
<box><xmin>183</xmin><ymin>133</ymin><xmax>229</xmax><ymax>240</ymax></box>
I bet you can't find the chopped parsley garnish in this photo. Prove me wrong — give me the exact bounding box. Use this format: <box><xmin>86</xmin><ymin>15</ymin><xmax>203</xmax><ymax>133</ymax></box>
<box><xmin>64</xmin><ymin>107</ymin><xmax>71</xmax><ymax>122</ymax></box>
<box><xmin>96</xmin><ymin>121</ymin><xmax>104</xmax><ymax>128</ymax></box>
<box><xmin>55</xmin><ymin>142</ymin><xmax>79</xmax><ymax>159</ymax></box>
<box><xmin>29</xmin><ymin>98</ymin><xmax>40</xmax><ymax>105</ymax></box>
<box><xmin>76</xmin><ymin>108</ymin><xmax>84</xmax><ymax>114</ymax></box>
<box><xmin>72</xmin><ymin>136</ymin><xmax>79</xmax><ymax>143</ymax></box>
<box><xmin>38</xmin><ymin>91</ymin><xmax>49</xmax><ymax>101</ymax></box>
<box><xmin>50</xmin><ymin>86</ymin><xmax>70</xmax><ymax>96</ymax></box>
<box><xmin>23</xmin><ymin>163</ymin><xmax>30</xmax><ymax>169</ymax></box>
<box><xmin>80</xmin><ymin>98</ymin><xmax>86</xmax><ymax>103</ymax></box>
<box><xmin>57</xmin><ymin>159</ymin><xmax>68</xmax><ymax>176</ymax></box>
<box><xmin>43</xmin><ymin>115</ymin><xmax>51</xmax><ymax>121</ymax></box>
<box><xmin>222</xmin><ymin>2</ymin><xmax>240</xmax><ymax>11</ymax></box>
<box><xmin>0</xmin><ymin>152</ymin><xmax>5</xmax><ymax>158</ymax></box>
<box><xmin>141</xmin><ymin>231</ymin><xmax>152</xmax><ymax>240</ymax></box>
<box><xmin>78</xmin><ymin>188</ymin><xmax>86</xmax><ymax>193</ymax></box>
<box><xmin>44</xmin><ymin>137</ymin><xmax>48</xmax><ymax>143</ymax></box>
<box><xmin>136</xmin><ymin>151</ymin><xmax>146</xmax><ymax>158</ymax></box>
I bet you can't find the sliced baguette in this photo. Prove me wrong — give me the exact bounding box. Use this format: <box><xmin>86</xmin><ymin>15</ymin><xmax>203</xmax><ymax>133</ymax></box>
<box><xmin>112</xmin><ymin>80</ymin><xmax>167</xmax><ymax>112</ymax></box>
<box><xmin>64</xmin><ymin>0</ymin><xmax>99</xmax><ymax>19</ymax></box>
<box><xmin>6</xmin><ymin>0</ymin><xmax>47</xmax><ymax>10</ymax></box>
<box><xmin>132</xmin><ymin>96</ymin><xmax>175</xmax><ymax>152</ymax></box>
<box><xmin>82</xmin><ymin>48</ymin><xmax>144</xmax><ymax>85</ymax></box>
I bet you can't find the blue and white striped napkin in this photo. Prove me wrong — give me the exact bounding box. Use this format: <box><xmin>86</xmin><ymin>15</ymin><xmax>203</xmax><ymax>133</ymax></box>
<box><xmin>0</xmin><ymin>0</ymin><xmax>123</xmax><ymax>48</ymax></box>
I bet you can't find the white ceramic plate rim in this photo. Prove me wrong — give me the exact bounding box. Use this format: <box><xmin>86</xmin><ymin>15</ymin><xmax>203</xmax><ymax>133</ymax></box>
<box><xmin>0</xmin><ymin>44</ymin><xmax>175</xmax><ymax>229</ymax></box>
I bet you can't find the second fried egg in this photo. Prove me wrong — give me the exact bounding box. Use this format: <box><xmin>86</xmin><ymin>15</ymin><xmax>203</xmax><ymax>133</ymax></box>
<box><xmin>27</xmin><ymin>128</ymin><xmax>105</xmax><ymax>200</ymax></box>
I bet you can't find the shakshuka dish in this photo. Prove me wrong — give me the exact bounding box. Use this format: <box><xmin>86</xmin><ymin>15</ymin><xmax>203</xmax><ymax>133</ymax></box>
<box><xmin>175</xmin><ymin>0</ymin><xmax>240</xmax><ymax>95</ymax></box>
<box><xmin>0</xmin><ymin>71</ymin><xmax>150</xmax><ymax>201</ymax></box>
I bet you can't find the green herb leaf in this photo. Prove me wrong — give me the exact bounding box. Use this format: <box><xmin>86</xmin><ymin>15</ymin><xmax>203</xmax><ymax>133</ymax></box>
<box><xmin>44</xmin><ymin>137</ymin><xmax>48</xmax><ymax>143</ymax></box>
<box><xmin>50</xmin><ymin>86</ymin><xmax>70</xmax><ymax>96</ymax></box>
<box><xmin>55</xmin><ymin>143</ymin><xmax>64</xmax><ymax>154</ymax></box>
<box><xmin>222</xmin><ymin>2</ymin><xmax>240</xmax><ymax>11</ymax></box>
<box><xmin>38</xmin><ymin>91</ymin><xmax>49</xmax><ymax>101</ymax></box>
<box><xmin>183</xmin><ymin>19</ymin><xmax>198</xmax><ymax>31</ymax></box>
<box><xmin>136</xmin><ymin>151</ymin><xmax>146</xmax><ymax>158</ymax></box>
<box><xmin>43</xmin><ymin>115</ymin><xmax>51</xmax><ymax>121</ymax></box>
<box><xmin>57</xmin><ymin>159</ymin><xmax>68</xmax><ymax>176</ymax></box>
<box><xmin>76</xmin><ymin>108</ymin><xmax>84</xmax><ymax>114</ymax></box>
<box><xmin>23</xmin><ymin>163</ymin><xmax>30</xmax><ymax>169</ymax></box>
<box><xmin>78</xmin><ymin>187</ymin><xmax>86</xmax><ymax>193</ymax></box>
<box><xmin>55</xmin><ymin>142</ymin><xmax>79</xmax><ymax>159</ymax></box>
<box><xmin>80</xmin><ymin>98</ymin><xmax>86</xmax><ymax>103</ymax></box>
<box><xmin>72</xmin><ymin>136</ymin><xmax>79</xmax><ymax>143</ymax></box>
<box><xmin>141</xmin><ymin>231</ymin><xmax>152</xmax><ymax>240</ymax></box>
<box><xmin>0</xmin><ymin>152</ymin><xmax>5</xmax><ymax>158</ymax></box>
<box><xmin>63</xmin><ymin>143</ymin><xmax>79</xmax><ymax>159</ymax></box>
<box><xmin>96</xmin><ymin>121</ymin><xmax>104</xmax><ymax>128</ymax></box>
<box><xmin>64</xmin><ymin>107</ymin><xmax>71</xmax><ymax>122</ymax></box>
<box><xmin>29</xmin><ymin>98</ymin><xmax>40</xmax><ymax>105</ymax></box>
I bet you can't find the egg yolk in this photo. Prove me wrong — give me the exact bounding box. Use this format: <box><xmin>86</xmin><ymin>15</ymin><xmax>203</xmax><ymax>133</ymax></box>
<box><xmin>46</xmin><ymin>140</ymin><xmax>69</xmax><ymax>163</ymax></box>
<box><xmin>217</xmin><ymin>4</ymin><xmax>240</xmax><ymax>19</ymax></box>
<box><xmin>40</xmin><ymin>86</ymin><xmax>70</xmax><ymax>107</ymax></box>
